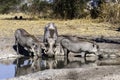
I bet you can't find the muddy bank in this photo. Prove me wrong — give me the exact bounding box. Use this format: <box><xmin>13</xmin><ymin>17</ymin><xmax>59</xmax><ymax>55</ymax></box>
<box><xmin>0</xmin><ymin>36</ymin><xmax>120</xmax><ymax>80</ymax></box>
<box><xmin>0</xmin><ymin>36</ymin><xmax>120</xmax><ymax>59</ymax></box>
<box><xmin>0</xmin><ymin>37</ymin><xmax>19</xmax><ymax>59</ymax></box>
<box><xmin>7</xmin><ymin>66</ymin><xmax>120</xmax><ymax>80</ymax></box>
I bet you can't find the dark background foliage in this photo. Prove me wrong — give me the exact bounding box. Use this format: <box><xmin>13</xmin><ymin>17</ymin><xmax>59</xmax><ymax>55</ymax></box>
<box><xmin>0</xmin><ymin>0</ymin><xmax>119</xmax><ymax>23</ymax></box>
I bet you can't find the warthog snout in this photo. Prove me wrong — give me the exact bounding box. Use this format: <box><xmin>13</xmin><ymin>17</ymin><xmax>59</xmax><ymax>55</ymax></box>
<box><xmin>44</xmin><ymin>38</ymin><xmax>56</xmax><ymax>57</ymax></box>
<box><xmin>45</xmin><ymin>48</ymin><xmax>55</xmax><ymax>57</ymax></box>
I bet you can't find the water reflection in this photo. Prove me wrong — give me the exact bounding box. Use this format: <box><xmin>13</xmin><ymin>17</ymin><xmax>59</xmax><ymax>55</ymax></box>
<box><xmin>97</xmin><ymin>58</ymin><xmax>120</xmax><ymax>66</ymax></box>
<box><xmin>0</xmin><ymin>56</ymin><xmax>97</xmax><ymax>79</ymax></box>
<box><xmin>1</xmin><ymin>56</ymin><xmax>120</xmax><ymax>79</ymax></box>
<box><xmin>14</xmin><ymin>57</ymin><xmax>39</xmax><ymax>77</ymax></box>
<box><xmin>13</xmin><ymin>56</ymin><xmax>97</xmax><ymax>77</ymax></box>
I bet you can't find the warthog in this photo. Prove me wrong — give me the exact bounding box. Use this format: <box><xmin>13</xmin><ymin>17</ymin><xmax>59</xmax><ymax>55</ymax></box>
<box><xmin>60</xmin><ymin>37</ymin><xmax>100</xmax><ymax>57</ymax></box>
<box><xmin>43</xmin><ymin>22</ymin><xmax>58</xmax><ymax>57</ymax></box>
<box><xmin>54</xmin><ymin>35</ymin><xmax>87</xmax><ymax>56</ymax></box>
<box><xmin>15</xmin><ymin>28</ymin><xmax>45</xmax><ymax>57</ymax></box>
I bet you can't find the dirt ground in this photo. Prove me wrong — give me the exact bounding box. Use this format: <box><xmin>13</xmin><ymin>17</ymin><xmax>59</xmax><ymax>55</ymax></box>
<box><xmin>0</xmin><ymin>15</ymin><xmax>119</xmax><ymax>58</ymax></box>
<box><xmin>0</xmin><ymin>14</ymin><xmax>120</xmax><ymax>80</ymax></box>
<box><xmin>0</xmin><ymin>36</ymin><xmax>120</xmax><ymax>80</ymax></box>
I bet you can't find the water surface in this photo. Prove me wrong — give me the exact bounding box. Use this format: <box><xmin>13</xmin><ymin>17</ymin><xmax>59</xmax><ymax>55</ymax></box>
<box><xmin>0</xmin><ymin>56</ymin><xmax>120</xmax><ymax>79</ymax></box>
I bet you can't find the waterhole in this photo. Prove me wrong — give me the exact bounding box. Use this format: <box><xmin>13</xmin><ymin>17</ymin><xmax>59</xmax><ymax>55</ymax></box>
<box><xmin>0</xmin><ymin>56</ymin><xmax>120</xmax><ymax>79</ymax></box>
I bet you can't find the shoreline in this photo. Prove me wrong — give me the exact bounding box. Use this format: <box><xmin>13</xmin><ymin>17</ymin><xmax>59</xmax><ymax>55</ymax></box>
<box><xmin>7</xmin><ymin>66</ymin><xmax>120</xmax><ymax>80</ymax></box>
<box><xmin>0</xmin><ymin>35</ymin><xmax>119</xmax><ymax>80</ymax></box>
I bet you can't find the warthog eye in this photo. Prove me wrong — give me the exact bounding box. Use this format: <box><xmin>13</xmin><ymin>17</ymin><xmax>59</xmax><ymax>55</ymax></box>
<box><xmin>35</xmin><ymin>45</ymin><xmax>38</xmax><ymax>47</ymax></box>
<box><xmin>45</xmin><ymin>43</ymin><xmax>49</xmax><ymax>47</ymax></box>
<box><xmin>32</xmin><ymin>43</ymin><xmax>35</xmax><ymax>46</ymax></box>
<box><xmin>53</xmin><ymin>44</ymin><xmax>56</xmax><ymax>48</ymax></box>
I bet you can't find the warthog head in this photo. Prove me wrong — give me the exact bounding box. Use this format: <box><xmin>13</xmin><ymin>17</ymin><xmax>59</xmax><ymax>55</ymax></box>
<box><xmin>45</xmin><ymin>38</ymin><xmax>56</xmax><ymax>57</ymax></box>
<box><xmin>89</xmin><ymin>44</ymin><xmax>102</xmax><ymax>59</ymax></box>
<box><xmin>32</xmin><ymin>42</ymin><xmax>47</xmax><ymax>57</ymax></box>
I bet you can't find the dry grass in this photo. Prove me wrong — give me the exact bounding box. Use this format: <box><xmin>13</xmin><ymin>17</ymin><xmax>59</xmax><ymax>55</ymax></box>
<box><xmin>0</xmin><ymin>14</ymin><xmax>119</xmax><ymax>38</ymax></box>
<box><xmin>100</xmin><ymin>3</ymin><xmax>120</xmax><ymax>23</ymax></box>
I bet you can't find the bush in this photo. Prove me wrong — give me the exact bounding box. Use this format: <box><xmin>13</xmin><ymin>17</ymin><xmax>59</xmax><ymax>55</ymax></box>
<box><xmin>99</xmin><ymin>3</ymin><xmax>120</xmax><ymax>23</ymax></box>
<box><xmin>0</xmin><ymin>0</ymin><xmax>21</xmax><ymax>14</ymax></box>
<box><xmin>52</xmin><ymin>0</ymin><xmax>87</xmax><ymax>19</ymax></box>
<box><xmin>28</xmin><ymin>0</ymin><xmax>52</xmax><ymax>18</ymax></box>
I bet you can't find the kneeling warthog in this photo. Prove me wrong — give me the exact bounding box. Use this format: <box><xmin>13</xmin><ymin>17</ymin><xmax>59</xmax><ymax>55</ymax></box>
<box><xmin>15</xmin><ymin>28</ymin><xmax>45</xmax><ymax>57</ymax></box>
<box><xmin>43</xmin><ymin>22</ymin><xmax>58</xmax><ymax>57</ymax></box>
<box><xmin>61</xmin><ymin>38</ymin><xmax>100</xmax><ymax>57</ymax></box>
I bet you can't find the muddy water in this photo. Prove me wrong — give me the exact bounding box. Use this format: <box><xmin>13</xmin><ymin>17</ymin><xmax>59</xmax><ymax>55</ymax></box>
<box><xmin>0</xmin><ymin>56</ymin><xmax>120</xmax><ymax>79</ymax></box>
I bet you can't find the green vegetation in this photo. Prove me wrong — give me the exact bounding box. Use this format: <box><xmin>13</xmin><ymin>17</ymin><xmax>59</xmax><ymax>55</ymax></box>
<box><xmin>53</xmin><ymin>0</ymin><xmax>87</xmax><ymax>19</ymax></box>
<box><xmin>0</xmin><ymin>0</ymin><xmax>21</xmax><ymax>13</ymax></box>
<box><xmin>0</xmin><ymin>0</ymin><xmax>89</xmax><ymax>19</ymax></box>
<box><xmin>0</xmin><ymin>0</ymin><xmax>119</xmax><ymax>23</ymax></box>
